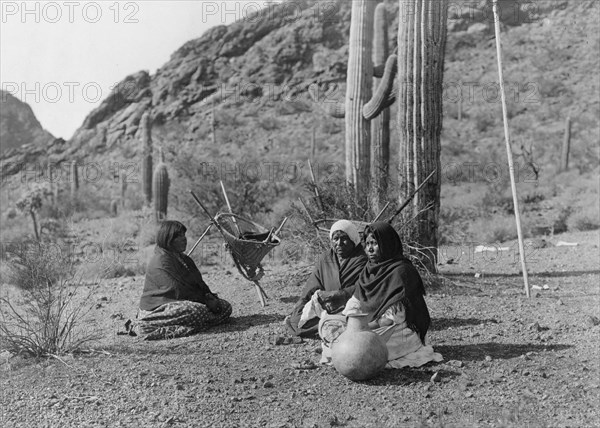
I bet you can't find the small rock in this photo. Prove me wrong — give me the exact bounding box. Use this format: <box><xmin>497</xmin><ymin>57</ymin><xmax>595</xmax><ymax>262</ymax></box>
<box><xmin>465</xmin><ymin>391</ymin><xmax>474</xmax><ymax>398</ymax></box>
<box><xmin>448</xmin><ymin>359</ymin><xmax>464</xmax><ymax>368</ymax></box>
<box><xmin>585</xmin><ymin>315</ymin><xmax>600</xmax><ymax>327</ymax></box>
<box><xmin>556</xmin><ymin>299</ymin><xmax>564</xmax><ymax>306</ymax></box>
<box><xmin>263</xmin><ymin>381</ymin><xmax>274</xmax><ymax>388</ymax></box>
<box><xmin>528</xmin><ymin>322</ymin><xmax>545</xmax><ymax>332</ymax></box>
<box><xmin>326</xmin><ymin>415</ymin><xmax>340</xmax><ymax>426</ymax></box>
<box><xmin>484</xmin><ymin>355</ymin><xmax>492</xmax><ymax>362</ymax></box>
<box><xmin>430</xmin><ymin>372</ymin><xmax>441</xmax><ymax>383</ymax></box>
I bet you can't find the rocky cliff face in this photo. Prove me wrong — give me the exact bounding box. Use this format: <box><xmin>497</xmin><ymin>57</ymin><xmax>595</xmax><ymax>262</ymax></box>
<box><xmin>2</xmin><ymin>0</ymin><xmax>595</xmax><ymax>190</ymax></box>
<box><xmin>0</xmin><ymin>91</ymin><xmax>55</xmax><ymax>155</ymax></box>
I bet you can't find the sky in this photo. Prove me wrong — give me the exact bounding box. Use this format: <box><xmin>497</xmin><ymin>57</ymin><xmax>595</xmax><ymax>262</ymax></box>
<box><xmin>0</xmin><ymin>1</ymin><xmax>276</xmax><ymax>139</ymax></box>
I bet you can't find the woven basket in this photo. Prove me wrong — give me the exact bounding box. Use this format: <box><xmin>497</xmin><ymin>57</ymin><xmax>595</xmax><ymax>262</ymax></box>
<box><xmin>215</xmin><ymin>213</ymin><xmax>280</xmax><ymax>280</ymax></box>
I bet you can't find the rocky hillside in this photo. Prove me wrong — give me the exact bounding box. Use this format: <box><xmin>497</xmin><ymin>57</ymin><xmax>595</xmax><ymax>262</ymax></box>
<box><xmin>1</xmin><ymin>0</ymin><xmax>598</xmax><ymax>233</ymax></box>
<box><xmin>0</xmin><ymin>91</ymin><xmax>55</xmax><ymax>155</ymax></box>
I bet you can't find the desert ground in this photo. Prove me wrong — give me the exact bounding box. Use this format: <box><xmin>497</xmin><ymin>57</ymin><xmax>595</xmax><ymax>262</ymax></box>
<box><xmin>1</xmin><ymin>228</ymin><xmax>598</xmax><ymax>428</ymax></box>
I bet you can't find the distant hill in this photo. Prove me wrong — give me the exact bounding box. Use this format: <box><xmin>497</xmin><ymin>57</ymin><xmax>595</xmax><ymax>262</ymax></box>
<box><xmin>0</xmin><ymin>91</ymin><xmax>55</xmax><ymax>155</ymax></box>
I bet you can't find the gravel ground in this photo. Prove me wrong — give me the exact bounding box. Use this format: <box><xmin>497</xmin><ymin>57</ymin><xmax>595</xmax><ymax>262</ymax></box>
<box><xmin>1</xmin><ymin>230</ymin><xmax>599</xmax><ymax>428</ymax></box>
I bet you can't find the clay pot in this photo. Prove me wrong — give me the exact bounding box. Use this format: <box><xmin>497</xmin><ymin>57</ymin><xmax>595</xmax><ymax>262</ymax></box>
<box><xmin>331</xmin><ymin>313</ymin><xmax>388</xmax><ymax>381</ymax></box>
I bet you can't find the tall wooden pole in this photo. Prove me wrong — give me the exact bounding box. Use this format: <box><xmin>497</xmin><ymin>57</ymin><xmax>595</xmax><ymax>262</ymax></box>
<box><xmin>492</xmin><ymin>0</ymin><xmax>530</xmax><ymax>298</ymax></box>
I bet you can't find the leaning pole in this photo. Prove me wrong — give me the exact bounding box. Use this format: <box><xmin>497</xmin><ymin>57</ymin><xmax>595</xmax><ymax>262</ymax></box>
<box><xmin>492</xmin><ymin>0</ymin><xmax>530</xmax><ymax>298</ymax></box>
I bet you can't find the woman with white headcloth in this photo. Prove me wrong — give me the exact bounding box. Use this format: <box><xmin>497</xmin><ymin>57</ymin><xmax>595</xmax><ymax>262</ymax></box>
<box><xmin>285</xmin><ymin>220</ymin><xmax>368</xmax><ymax>337</ymax></box>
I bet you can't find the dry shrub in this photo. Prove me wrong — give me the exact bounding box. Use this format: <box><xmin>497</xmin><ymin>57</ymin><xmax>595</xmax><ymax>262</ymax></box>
<box><xmin>566</xmin><ymin>205</ymin><xmax>600</xmax><ymax>231</ymax></box>
<box><xmin>0</xmin><ymin>242</ymin><xmax>100</xmax><ymax>357</ymax></box>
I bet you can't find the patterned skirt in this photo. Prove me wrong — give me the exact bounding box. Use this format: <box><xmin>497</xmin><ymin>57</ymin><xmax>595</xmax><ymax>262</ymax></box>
<box><xmin>136</xmin><ymin>299</ymin><xmax>232</xmax><ymax>340</ymax></box>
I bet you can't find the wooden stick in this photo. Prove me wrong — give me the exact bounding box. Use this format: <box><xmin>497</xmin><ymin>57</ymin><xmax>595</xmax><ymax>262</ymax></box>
<box><xmin>253</xmin><ymin>280</ymin><xmax>267</xmax><ymax>307</ymax></box>
<box><xmin>387</xmin><ymin>169</ymin><xmax>436</xmax><ymax>223</ymax></box>
<box><xmin>274</xmin><ymin>217</ymin><xmax>288</xmax><ymax>236</ymax></box>
<box><xmin>262</xmin><ymin>227</ymin><xmax>275</xmax><ymax>244</ymax></box>
<box><xmin>307</xmin><ymin>159</ymin><xmax>323</xmax><ymax>211</ymax></box>
<box><xmin>190</xmin><ymin>191</ymin><xmax>225</xmax><ymax>234</ymax></box>
<box><xmin>186</xmin><ymin>223</ymin><xmax>212</xmax><ymax>256</ymax></box>
<box><xmin>373</xmin><ymin>201</ymin><xmax>390</xmax><ymax>222</ymax></box>
<box><xmin>298</xmin><ymin>197</ymin><xmax>327</xmax><ymax>244</ymax></box>
<box><xmin>492</xmin><ymin>0</ymin><xmax>530</xmax><ymax>298</ymax></box>
<box><xmin>220</xmin><ymin>180</ymin><xmax>241</xmax><ymax>236</ymax></box>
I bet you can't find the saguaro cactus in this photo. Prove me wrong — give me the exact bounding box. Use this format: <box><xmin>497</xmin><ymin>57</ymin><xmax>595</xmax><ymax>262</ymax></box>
<box><xmin>345</xmin><ymin>0</ymin><xmax>377</xmax><ymax>203</ymax></box>
<box><xmin>153</xmin><ymin>148</ymin><xmax>170</xmax><ymax>222</ymax></box>
<box><xmin>70</xmin><ymin>160</ymin><xmax>79</xmax><ymax>198</ymax></box>
<box><xmin>120</xmin><ymin>170</ymin><xmax>128</xmax><ymax>208</ymax></box>
<box><xmin>369</xmin><ymin>2</ymin><xmax>391</xmax><ymax>215</ymax></box>
<box><xmin>560</xmin><ymin>116</ymin><xmax>571</xmax><ymax>172</ymax></box>
<box><xmin>397</xmin><ymin>0</ymin><xmax>449</xmax><ymax>271</ymax></box>
<box><xmin>140</xmin><ymin>111</ymin><xmax>153</xmax><ymax>206</ymax></box>
<box><xmin>110</xmin><ymin>199</ymin><xmax>119</xmax><ymax>217</ymax></box>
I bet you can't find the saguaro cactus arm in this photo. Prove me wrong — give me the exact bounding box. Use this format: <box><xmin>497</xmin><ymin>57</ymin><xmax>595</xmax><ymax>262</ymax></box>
<box><xmin>363</xmin><ymin>54</ymin><xmax>398</xmax><ymax>120</ymax></box>
<box><xmin>326</xmin><ymin>102</ymin><xmax>346</xmax><ymax>118</ymax></box>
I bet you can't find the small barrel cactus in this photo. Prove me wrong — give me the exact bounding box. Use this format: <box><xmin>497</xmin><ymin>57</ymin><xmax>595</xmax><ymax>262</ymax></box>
<box><xmin>153</xmin><ymin>148</ymin><xmax>169</xmax><ymax>222</ymax></box>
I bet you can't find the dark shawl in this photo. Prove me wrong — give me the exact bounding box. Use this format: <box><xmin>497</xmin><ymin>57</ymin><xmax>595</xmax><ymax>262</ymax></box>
<box><xmin>299</xmin><ymin>244</ymin><xmax>368</xmax><ymax>302</ymax></box>
<box><xmin>286</xmin><ymin>244</ymin><xmax>368</xmax><ymax>336</ymax></box>
<box><xmin>139</xmin><ymin>246</ymin><xmax>212</xmax><ymax>311</ymax></box>
<box><xmin>354</xmin><ymin>222</ymin><xmax>431</xmax><ymax>343</ymax></box>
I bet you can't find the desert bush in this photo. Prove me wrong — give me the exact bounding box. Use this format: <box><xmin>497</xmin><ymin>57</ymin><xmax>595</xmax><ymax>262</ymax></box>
<box><xmin>467</xmin><ymin>214</ymin><xmax>532</xmax><ymax>244</ymax></box>
<box><xmin>0</xmin><ymin>241</ymin><xmax>100</xmax><ymax>356</ymax></box>
<box><xmin>566</xmin><ymin>205</ymin><xmax>600</xmax><ymax>231</ymax></box>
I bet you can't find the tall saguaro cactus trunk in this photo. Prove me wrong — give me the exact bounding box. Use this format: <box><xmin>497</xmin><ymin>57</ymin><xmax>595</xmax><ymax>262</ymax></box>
<box><xmin>153</xmin><ymin>149</ymin><xmax>170</xmax><ymax>223</ymax></box>
<box><xmin>140</xmin><ymin>111</ymin><xmax>153</xmax><ymax>206</ymax></box>
<box><xmin>346</xmin><ymin>0</ymin><xmax>376</xmax><ymax>204</ymax></box>
<box><xmin>70</xmin><ymin>160</ymin><xmax>79</xmax><ymax>199</ymax></box>
<box><xmin>397</xmin><ymin>0</ymin><xmax>448</xmax><ymax>272</ymax></box>
<box><xmin>370</xmin><ymin>2</ymin><xmax>390</xmax><ymax>215</ymax></box>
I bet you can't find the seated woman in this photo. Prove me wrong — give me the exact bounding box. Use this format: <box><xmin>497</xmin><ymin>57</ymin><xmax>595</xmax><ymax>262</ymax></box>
<box><xmin>285</xmin><ymin>220</ymin><xmax>368</xmax><ymax>337</ymax></box>
<box><xmin>136</xmin><ymin>220</ymin><xmax>232</xmax><ymax>340</ymax></box>
<box><xmin>319</xmin><ymin>222</ymin><xmax>442</xmax><ymax>367</ymax></box>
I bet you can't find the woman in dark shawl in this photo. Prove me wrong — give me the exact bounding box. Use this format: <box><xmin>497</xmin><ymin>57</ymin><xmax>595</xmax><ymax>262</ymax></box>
<box><xmin>319</xmin><ymin>222</ymin><xmax>442</xmax><ymax>367</ymax></box>
<box><xmin>135</xmin><ymin>220</ymin><xmax>232</xmax><ymax>340</ymax></box>
<box><xmin>285</xmin><ymin>220</ymin><xmax>368</xmax><ymax>337</ymax></box>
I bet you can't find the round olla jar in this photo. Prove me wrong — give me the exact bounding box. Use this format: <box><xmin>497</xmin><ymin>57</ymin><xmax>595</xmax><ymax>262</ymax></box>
<box><xmin>331</xmin><ymin>313</ymin><xmax>388</xmax><ymax>381</ymax></box>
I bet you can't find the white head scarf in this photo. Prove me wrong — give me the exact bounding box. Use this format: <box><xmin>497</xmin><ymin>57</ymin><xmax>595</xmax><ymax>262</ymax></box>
<box><xmin>329</xmin><ymin>220</ymin><xmax>361</xmax><ymax>246</ymax></box>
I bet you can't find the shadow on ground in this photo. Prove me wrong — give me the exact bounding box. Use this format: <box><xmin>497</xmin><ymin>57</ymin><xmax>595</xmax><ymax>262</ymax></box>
<box><xmin>436</xmin><ymin>342</ymin><xmax>572</xmax><ymax>361</ymax></box>
<box><xmin>366</xmin><ymin>367</ymin><xmax>460</xmax><ymax>386</ymax></box>
<box><xmin>431</xmin><ymin>317</ymin><xmax>499</xmax><ymax>330</ymax></box>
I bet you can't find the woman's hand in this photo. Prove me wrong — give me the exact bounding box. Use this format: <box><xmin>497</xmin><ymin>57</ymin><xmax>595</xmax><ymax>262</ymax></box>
<box><xmin>205</xmin><ymin>294</ymin><xmax>221</xmax><ymax>314</ymax></box>
<box><xmin>318</xmin><ymin>291</ymin><xmax>346</xmax><ymax>314</ymax></box>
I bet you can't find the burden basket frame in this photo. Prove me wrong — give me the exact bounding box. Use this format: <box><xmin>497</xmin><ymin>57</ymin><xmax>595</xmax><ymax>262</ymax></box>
<box><xmin>214</xmin><ymin>212</ymin><xmax>281</xmax><ymax>281</ymax></box>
